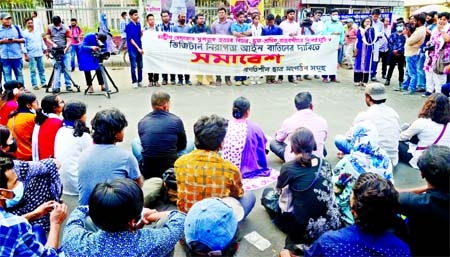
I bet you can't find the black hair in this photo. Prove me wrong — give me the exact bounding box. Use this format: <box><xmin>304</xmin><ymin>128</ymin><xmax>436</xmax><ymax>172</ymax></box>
<box><xmin>413</xmin><ymin>13</ymin><xmax>427</xmax><ymax>25</ymax></box>
<box><xmin>24</xmin><ymin>17</ymin><xmax>32</xmax><ymax>24</ymax></box>
<box><xmin>294</xmin><ymin>92</ymin><xmax>312</xmax><ymax>110</ymax></box>
<box><xmin>89</xmin><ymin>178</ymin><xmax>143</xmax><ymax>232</ymax></box>
<box><xmin>427</xmin><ymin>11</ymin><xmax>438</xmax><ymax>18</ymax></box>
<box><xmin>70</xmin><ymin>18</ymin><xmax>77</xmax><ymax>22</ymax></box>
<box><xmin>314</xmin><ymin>10</ymin><xmax>323</xmax><ymax>15</ymax></box>
<box><xmin>9</xmin><ymin>92</ymin><xmax>36</xmax><ymax>118</ymax></box>
<box><xmin>419</xmin><ymin>93</ymin><xmax>450</xmax><ymax>124</ymax></box>
<box><xmin>193</xmin><ymin>115</ymin><xmax>228</xmax><ymax>151</ymax></box>
<box><xmin>371</xmin><ymin>9</ymin><xmax>381</xmax><ymax>15</ymax></box>
<box><xmin>146</xmin><ymin>13</ymin><xmax>154</xmax><ymax>20</ymax></box>
<box><xmin>360</xmin><ymin>17</ymin><xmax>373</xmax><ymax>28</ymax></box>
<box><xmin>52</xmin><ymin>16</ymin><xmax>61</xmax><ymax>25</ymax></box>
<box><xmin>352</xmin><ymin>173</ymin><xmax>399</xmax><ymax>234</ymax></box>
<box><xmin>0</xmin><ymin>80</ymin><xmax>23</xmax><ymax>110</ymax></box>
<box><xmin>32</xmin><ymin>11</ymin><xmax>38</xmax><ymax>16</ymax></box>
<box><xmin>218</xmin><ymin>7</ymin><xmax>227</xmax><ymax>13</ymax></box>
<box><xmin>161</xmin><ymin>9</ymin><xmax>170</xmax><ymax>16</ymax></box>
<box><xmin>266</xmin><ymin>14</ymin><xmax>275</xmax><ymax>20</ymax></box>
<box><xmin>151</xmin><ymin>91</ymin><xmax>170</xmax><ymax>109</ymax></box>
<box><xmin>236</xmin><ymin>11</ymin><xmax>245</xmax><ymax>18</ymax></box>
<box><xmin>0</xmin><ymin>126</ymin><xmax>11</xmax><ymax>148</ymax></box>
<box><xmin>232</xmin><ymin>96</ymin><xmax>250</xmax><ymax>119</ymax></box>
<box><xmin>91</xmin><ymin>108</ymin><xmax>128</xmax><ymax>144</ymax></box>
<box><xmin>121</xmin><ymin>11</ymin><xmax>127</xmax><ymax>17</ymax></box>
<box><xmin>417</xmin><ymin>145</ymin><xmax>450</xmax><ymax>192</ymax></box>
<box><xmin>290</xmin><ymin>127</ymin><xmax>317</xmax><ymax>166</ymax></box>
<box><xmin>0</xmin><ymin>156</ymin><xmax>14</xmax><ymax>189</ymax></box>
<box><xmin>35</xmin><ymin>95</ymin><xmax>60</xmax><ymax>126</ymax></box>
<box><xmin>286</xmin><ymin>9</ymin><xmax>295</xmax><ymax>15</ymax></box>
<box><xmin>63</xmin><ymin>101</ymin><xmax>90</xmax><ymax>137</ymax></box>
<box><xmin>330</xmin><ymin>9</ymin><xmax>339</xmax><ymax>14</ymax></box>
<box><xmin>438</xmin><ymin>12</ymin><xmax>450</xmax><ymax>20</ymax></box>
<box><xmin>129</xmin><ymin>9</ymin><xmax>138</xmax><ymax>16</ymax></box>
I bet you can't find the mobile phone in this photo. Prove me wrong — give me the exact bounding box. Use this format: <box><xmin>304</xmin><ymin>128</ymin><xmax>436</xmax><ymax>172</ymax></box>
<box><xmin>8</xmin><ymin>38</ymin><xmax>13</xmax><ymax>41</ymax></box>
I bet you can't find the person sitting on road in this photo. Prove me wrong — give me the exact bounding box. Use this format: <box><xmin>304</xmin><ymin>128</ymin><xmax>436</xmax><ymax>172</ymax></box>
<box><xmin>79</xmin><ymin>32</ymin><xmax>107</xmax><ymax>93</ymax></box>
<box><xmin>62</xmin><ymin>178</ymin><xmax>186</xmax><ymax>257</ymax></box>
<box><xmin>399</xmin><ymin>145</ymin><xmax>450</xmax><ymax>256</ymax></box>
<box><xmin>270</xmin><ymin>92</ymin><xmax>328</xmax><ymax>162</ymax></box>
<box><xmin>0</xmin><ymin>80</ymin><xmax>25</xmax><ymax>126</ymax></box>
<box><xmin>305</xmin><ymin>173</ymin><xmax>411</xmax><ymax>257</ymax></box>
<box><xmin>222</xmin><ymin>96</ymin><xmax>270</xmax><ymax>178</ymax></box>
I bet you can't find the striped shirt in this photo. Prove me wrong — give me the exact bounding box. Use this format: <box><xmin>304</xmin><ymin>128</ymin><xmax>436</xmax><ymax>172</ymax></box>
<box><xmin>175</xmin><ymin>149</ymin><xmax>244</xmax><ymax>213</ymax></box>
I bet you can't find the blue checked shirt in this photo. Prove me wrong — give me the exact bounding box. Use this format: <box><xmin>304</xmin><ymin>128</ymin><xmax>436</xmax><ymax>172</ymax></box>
<box><xmin>0</xmin><ymin>25</ymin><xmax>24</xmax><ymax>59</ymax></box>
<box><xmin>0</xmin><ymin>208</ymin><xmax>58</xmax><ymax>256</ymax></box>
<box><xmin>120</xmin><ymin>18</ymin><xmax>128</xmax><ymax>39</ymax></box>
<box><xmin>23</xmin><ymin>30</ymin><xmax>47</xmax><ymax>58</ymax></box>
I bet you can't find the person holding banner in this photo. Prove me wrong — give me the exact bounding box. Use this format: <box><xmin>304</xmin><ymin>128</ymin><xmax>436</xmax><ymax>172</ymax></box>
<box><xmin>189</xmin><ymin>13</ymin><xmax>214</xmax><ymax>86</ymax></box>
<box><xmin>322</xmin><ymin>9</ymin><xmax>344</xmax><ymax>84</ymax></box>
<box><xmin>231</xmin><ymin>11</ymin><xmax>252</xmax><ymax>86</ymax></box>
<box><xmin>156</xmin><ymin>10</ymin><xmax>176</xmax><ymax>86</ymax></box>
<box><xmin>249</xmin><ymin>14</ymin><xmax>263</xmax><ymax>85</ymax></box>
<box><xmin>262</xmin><ymin>14</ymin><xmax>283</xmax><ymax>84</ymax></box>
<box><xmin>211</xmin><ymin>7</ymin><xmax>233</xmax><ymax>86</ymax></box>
<box><xmin>173</xmin><ymin>13</ymin><xmax>192</xmax><ymax>86</ymax></box>
<box><xmin>279</xmin><ymin>9</ymin><xmax>300</xmax><ymax>84</ymax></box>
<box><xmin>125</xmin><ymin>9</ymin><xmax>144</xmax><ymax>88</ymax></box>
<box><xmin>144</xmin><ymin>14</ymin><xmax>160</xmax><ymax>87</ymax></box>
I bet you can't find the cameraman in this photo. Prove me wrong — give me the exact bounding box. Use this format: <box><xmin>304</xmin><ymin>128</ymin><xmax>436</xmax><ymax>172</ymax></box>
<box><xmin>46</xmin><ymin>15</ymin><xmax>73</xmax><ymax>94</ymax></box>
<box><xmin>79</xmin><ymin>33</ymin><xmax>106</xmax><ymax>93</ymax></box>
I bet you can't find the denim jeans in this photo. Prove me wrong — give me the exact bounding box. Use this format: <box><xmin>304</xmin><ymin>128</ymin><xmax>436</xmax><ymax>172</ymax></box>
<box><xmin>416</xmin><ymin>52</ymin><xmax>426</xmax><ymax>88</ymax></box>
<box><xmin>129</xmin><ymin>50</ymin><xmax>143</xmax><ymax>83</ymax></box>
<box><xmin>70</xmin><ymin>44</ymin><xmax>80</xmax><ymax>70</ymax></box>
<box><xmin>29</xmin><ymin>56</ymin><xmax>46</xmax><ymax>86</ymax></box>
<box><xmin>131</xmin><ymin>136</ymin><xmax>195</xmax><ymax>163</ymax></box>
<box><xmin>1</xmin><ymin>58</ymin><xmax>24</xmax><ymax>85</ymax></box>
<box><xmin>403</xmin><ymin>55</ymin><xmax>419</xmax><ymax>92</ymax></box>
<box><xmin>334</xmin><ymin>135</ymin><xmax>352</xmax><ymax>154</ymax></box>
<box><xmin>239</xmin><ymin>191</ymin><xmax>256</xmax><ymax>220</ymax></box>
<box><xmin>52</xmin><ymin>52</ymin><xmax>72</xmax><ymax>89</ymax></box>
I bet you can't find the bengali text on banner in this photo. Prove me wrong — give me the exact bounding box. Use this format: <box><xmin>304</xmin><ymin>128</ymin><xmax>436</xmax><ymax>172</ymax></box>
<box><xmin>142</xmin><ymin>31</ymin><xmax>339</xmax><ymax>76</ymax></box>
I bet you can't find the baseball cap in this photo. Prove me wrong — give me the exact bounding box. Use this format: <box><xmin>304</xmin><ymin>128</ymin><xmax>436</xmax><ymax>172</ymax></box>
<box><xmin>184</xmin><ymin>198</ymin><xmax>239</xmax><ymax>252</ymax></box>
<box><xmin>346</xmin><ymin>18</ymin><xmax>354</xmax><ymax>23</ymax></box>
<box><xmin>365</xmin><ymin>83</ymin><xmax>386</xmax><ymax>101</ymax></box>
<box><xmin>0</xmin><ymin>13</ymin><xmax>11</xmax><ymax>20</ymax></box>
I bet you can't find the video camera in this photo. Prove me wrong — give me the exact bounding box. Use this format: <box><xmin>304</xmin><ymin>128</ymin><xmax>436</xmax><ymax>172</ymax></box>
<box><xmin>91</xmin><ymin>34</ymin><xmax>110</xmax><ymax>62</ymax></box>
<box><xmin>49</xmin><ymin>47</ymin><xmax>65</xmax><ymax>61</ymax></box>
<box><xmin>301</xmin><ymin>19</ymin><xmax>312</xmax><ymax>27</ymax></box>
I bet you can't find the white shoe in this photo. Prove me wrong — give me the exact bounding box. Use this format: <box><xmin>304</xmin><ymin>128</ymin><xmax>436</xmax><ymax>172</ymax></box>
<box><xmin>257</xmin><ymin>81</ymin><xmax>262</xmax><ymax>84</ymax></box>
<box><xmin>132</xmin><ymin>83</ymin><xmax>138</xmax><ymax>88</ymax></box>
<box><xmin>251</xmin><ymin>81</ymin><xmax>256</xmax><ymax>85</ymax></box>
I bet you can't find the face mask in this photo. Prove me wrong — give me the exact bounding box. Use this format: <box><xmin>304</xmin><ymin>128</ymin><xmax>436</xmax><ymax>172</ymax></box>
<box><xmin>7</xmin><ymin>138</ymin><xmax>17</xmax><ymax>153</ymax></box>
<box><xmin>30</xmin><ymin>108</ymin><xmax>36</xmax><ymax>114</ymax></box>
<box><xmin>331</xmin><ymin>15</ymin><xmax>338</xmax><ymax>22</ymax></box>
<box><xmin>6</xmin><ymin>181</ymin><xmax>24</xmax><ymax>208</ymax></box>
<box><xmin>396</xmin><ymin>26</ymin><xmax>404</xmax><ymax>32</ymax></box>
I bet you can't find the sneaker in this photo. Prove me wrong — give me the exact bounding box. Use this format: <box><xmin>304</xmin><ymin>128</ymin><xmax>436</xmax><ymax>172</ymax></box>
<box><xmin>422</xmin><ymin>92</ymin><xmax>432</xmax><ymax>97</ymax></box>
<box><xmin>132</xmin><ymin>83</ymin><xmax>138</xmax><ymax>88</ymax></box>
<box><xmin>52</xmin><ymin>88</ymin><xmax>60</xmax><ymax>94</ymax></box>
<box><xmin>235</xmin><ymin>81</ymin><xmax>242</xmax><ymax>86</ymax></box>
<box><xmin>137</xmin><ymin>82</ymin><xmax>143</xmax><ymax>87</ymax></box>
<box><xmin>371</xmin><ymin>77</ymin><xmax>379</xmax><ymax>82</ymax></box>
<box><xmin>177</xmin><ymin>81</ymin><xmax>183</xmax><ymax>86</ymax></box>
<box><xmin>162</xmin><ymin>80</ymin><xmax>168</xmax><ymax>85</ymax></box>
<box><xmin>288</xmin><ymin>79</ymin><xmax>298</xmax><ymax>84</ymax></box>
<box><xmin>330</xmin><ymin>79</ymin><xmax>341</xmax><ymax>83</ymax></box>
<box><xmin>322</xmin><ymin>78</ymin><xmax>330</xmax><ymax>83</ymax></box>
<box><xmin>170</xmin><ymin>80</ymin><xmax>176</xmax><ymax>85</ymax></box>
<box><xmin>382</xmin><ymin>75</ymin><xmax>387</xmax><ymax>79</ymax></box>
<box><xmin>384</xmin><ymin>80</ymin><xmax>390</xmax><ymax>86</ymax></box>
<box><xmin>250</xmin><ymin>81</ymin><xmax>256</xmax><ymax>85</ymax></box>
<box><xmin>33</xmin><ymin>85</ymin><xmax>40</xmax><ymax>90</ymax></box>
<box><xmin>186</xmin><ymin>80</ymin><xmax>192</xmax><ymax>86</ymax></box>
<box><xmin>242</xmin><ymin>80</ymin><xmax>249</xmax><ymax>86</ymax></box>
<box><xmin>226</xmin><ymin>80</ymin><xmax>232</xmax><ymax>86</ymax></box>
<box><xmin>303</xmin><ymin>75</ymin><xmax>312</xmax><ymax>80</ymax></box>
<box><xmin>66</xmin><ymin>86</ymin><xmax>73</xmax><ymax>92</ymax></box>
<box><xmin>314</xmin><ymin>75</ymin><xmax>320</xmax><ymax>79</ymax></box>
<box><xmin>416</xmin><ymin>88</ymin><xmax>426</xmax><ymax>93</ymax></box>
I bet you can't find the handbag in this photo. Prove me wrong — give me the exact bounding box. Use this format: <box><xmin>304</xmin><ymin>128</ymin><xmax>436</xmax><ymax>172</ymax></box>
<box><xmin>433</xmin><ymin>43</ymin><xmax>449</xmax><ymax>74</ymax></box>
<box><xmin>416</xmin><ymin>123</ymin><xmax>447</xmax><ymax>150</ymax></box>
<box><xmin>278</xmin><ymin>158</ymin><xmax>323</xmax><ymax>214</ymax></box>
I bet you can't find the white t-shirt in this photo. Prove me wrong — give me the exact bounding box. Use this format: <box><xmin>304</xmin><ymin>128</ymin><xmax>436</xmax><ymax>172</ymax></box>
<box><xmin>54</xmin><ymin>126</ymin><xmax>92</xmax><ymax>195</ymax></box>
<box><xmin>279</xmin><ymin>20</ymin><xmax>300</xmax><ymax>36</ymax></box>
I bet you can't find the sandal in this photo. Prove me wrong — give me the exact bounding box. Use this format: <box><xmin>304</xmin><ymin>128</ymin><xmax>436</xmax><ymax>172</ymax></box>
<box><xmin>87</xmin><ymin>86</ymin><xmax>94</xmax><ymax>93</ymax></box>
<box><xmin>101</xmin><ymin>85</ymin><xmax>106</xmax><ymax>91</ymax></box>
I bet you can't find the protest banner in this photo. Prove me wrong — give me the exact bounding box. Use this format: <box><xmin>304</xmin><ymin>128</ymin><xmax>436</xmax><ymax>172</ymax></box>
<box><xmin>142</xmin><ymin>31</ymin><xmax>339</xmax><ymax>76</ymax></box>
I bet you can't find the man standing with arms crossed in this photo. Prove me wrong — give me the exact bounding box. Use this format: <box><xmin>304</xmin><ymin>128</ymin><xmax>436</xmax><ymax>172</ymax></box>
<box><xmin>211</xmin><ymin>7</ymin><xmax>233</xmax><ymax>86</ymax></box>
<box><xmin>125</xmin><ymin>9</ymin><xmax>143</xmax><ymax>88</ymax></box>
<box><xmin>173</xmin><ymin>13</ymin><xmax>192</xmax><ymax>86</ymax></box>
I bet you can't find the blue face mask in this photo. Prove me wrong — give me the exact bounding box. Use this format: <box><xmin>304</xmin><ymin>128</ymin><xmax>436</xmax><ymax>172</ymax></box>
<box><xmin>6</xmin><ymin>181</ymin><xmax>24</xmax><ymax>208</ymax></box>
<box><xmin>396</xmin><ymin>26</ymin><xmax>404</xmax><ymax>32</ymax></box>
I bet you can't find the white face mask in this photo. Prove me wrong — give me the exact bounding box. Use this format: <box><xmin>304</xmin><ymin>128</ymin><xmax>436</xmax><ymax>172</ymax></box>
<box><xmin>396</xmin><ymin>26</ymin><xmax>404</xmax><ymax>32</ymax></box>
<box><xmin>331</xmin><ymin>15</ymin><xmax>339</xmax><ymax>22</ymax></box>
<box><xmin>6</xmin><ymin>181</ymin><xmax>24</xmax><ymax>208</ymax></box>
<box><xmin>30</xmin><ymin>108</ymin><xmax>36</xmax><ymax>114</ymax></box>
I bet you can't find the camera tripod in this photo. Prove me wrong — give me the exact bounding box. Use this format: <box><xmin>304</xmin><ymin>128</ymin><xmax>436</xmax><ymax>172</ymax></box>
<box><xmin>84</xmin><ymin>61</ymin><xmax>119</xmax><ymax>99</ymax></box>
<box><xmin>45</xmin><ymin>53</ymin><xmax>80</xmax><ymax>94</ymax></box>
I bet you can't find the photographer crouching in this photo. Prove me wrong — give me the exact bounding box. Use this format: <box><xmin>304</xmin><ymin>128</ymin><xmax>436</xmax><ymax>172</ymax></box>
<box><xmin>79</xmin><ymin>33</ymin><xmax>109</xmax><ymax>93</ymax></box>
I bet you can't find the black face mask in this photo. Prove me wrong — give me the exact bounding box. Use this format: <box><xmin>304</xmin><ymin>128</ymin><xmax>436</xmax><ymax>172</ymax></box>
<box><xmin>7</xmin><ymin>138</ymin><xmax>17</xmax><ymax>153</ymax></box>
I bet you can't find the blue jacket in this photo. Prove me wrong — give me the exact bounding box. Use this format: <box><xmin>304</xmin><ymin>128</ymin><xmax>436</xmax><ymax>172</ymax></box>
<box><xmin>78</xmin><ymin>33</ymin><xmax>103</xmax><ymax>71</ymax></box>
<box><xmin>262</xmin><ymin>25</ymin><xmax>283</xmax><ymax>36</ymax></box>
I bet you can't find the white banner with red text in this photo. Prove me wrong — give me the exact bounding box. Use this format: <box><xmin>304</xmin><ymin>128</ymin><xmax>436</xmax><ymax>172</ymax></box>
<box><xmin>142</xmin><ymin>31</ymin><xmax>339</xmax><ymax>76</ymax></box>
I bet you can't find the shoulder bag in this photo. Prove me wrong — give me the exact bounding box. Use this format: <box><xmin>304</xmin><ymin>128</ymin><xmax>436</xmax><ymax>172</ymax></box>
<box><xmin>434</xmin><ymin>43</ymin><xmax>449</xmax><ymax>74</ymax></box>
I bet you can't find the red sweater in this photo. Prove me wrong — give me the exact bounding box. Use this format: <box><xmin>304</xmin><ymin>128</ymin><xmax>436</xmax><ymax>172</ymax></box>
<box><xmin>38</xmin><ymin>117</ymin><xmax>63</xmax><ymax>159</ymax></box>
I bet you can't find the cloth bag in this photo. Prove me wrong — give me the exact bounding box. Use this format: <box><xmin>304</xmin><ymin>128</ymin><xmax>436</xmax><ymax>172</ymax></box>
<box><xmin>434</xmin><ymin>43</ymin><xmax>449</xmax><ymax>74</ymax></box>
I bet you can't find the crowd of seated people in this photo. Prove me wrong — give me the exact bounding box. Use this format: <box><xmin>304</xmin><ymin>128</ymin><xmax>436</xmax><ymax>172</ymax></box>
<box><xmin>0</xmin><ymin>82</ymin><xmax>448</xmax><ymax>257</ymax></box>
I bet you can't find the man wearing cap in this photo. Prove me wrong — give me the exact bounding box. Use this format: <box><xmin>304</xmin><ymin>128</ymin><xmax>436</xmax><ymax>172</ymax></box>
<box><xmin>183</xmin><ymin>198</ymin><xmax>241</xmax><ymax>256</ymax></box>
<box><xmin>175</xmin><ymin>114</ymin><xmax>256</xmax><ymax>219</ymax></box>
<box><xmin>335</xmin><ymin>83</ymin><xmax>401</xmax><ymax>165</ymax></box>
<box><xmin>0</xmin><ymin>13</ymin><xmax>25</xmax><ymax>85</ymax></box>
<box><xmin>46</xmin><ymin>15</ymin><xmax>73</xmax><ymax>94</ymax></box>
<box><xmin>343</xmin><ymin>18</ymin><xmax>357</xmax><ymax>69</ymax></box>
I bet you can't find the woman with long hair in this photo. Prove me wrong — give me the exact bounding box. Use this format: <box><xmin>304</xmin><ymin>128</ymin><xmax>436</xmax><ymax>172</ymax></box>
<box><xmin>222</xmin><ymin>96</ymin><xmax>270</xmax><ymax>178</ymax></box>
<box><xmin>0</xmin><ymin>80</ymin><xmax>25</xmax><ymax>125</ymax></box>
<box><xmin>54</xmin><ymin>101</ymin><xmax>92</xmax><ymax>196</ymax></box>
<box><xmin>354</xmin><ymin>18</ymin><xmax>377</xmax><ymax>86</ymax></box>
<box><xmin>32</xmin><ymin>95</ymin><xmax>64</xmax><ymax>160</ymax></box>
<box><xmin>7</xmin><ymin>92</ymin><xmax>38</xmax><ymax>161</ymax></box>
<box><xmin>399</xmin><ymin>93</ymin><xmax>450</xmax><ymax>168</ymax></box>
<box><xmin>264</xmin><ymin>127</ymin><xmax>341</xmax><ymax>252</ymax></box>
<box><xmin>250</xmin><ymin>14</ymin><xmax>263</xmax><ymax>85</ymax></box>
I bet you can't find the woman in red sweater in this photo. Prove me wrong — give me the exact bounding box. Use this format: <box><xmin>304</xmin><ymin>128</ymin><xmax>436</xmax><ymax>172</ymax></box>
<box><xmin>32</xmin><ymin>95</ymin><xmax>64</xmax><ymax>160</ymax></box>
<box><xmin>0</xmin><ymin>80</ymin><xmax>25</xmax><ymax>125</ymax></box>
